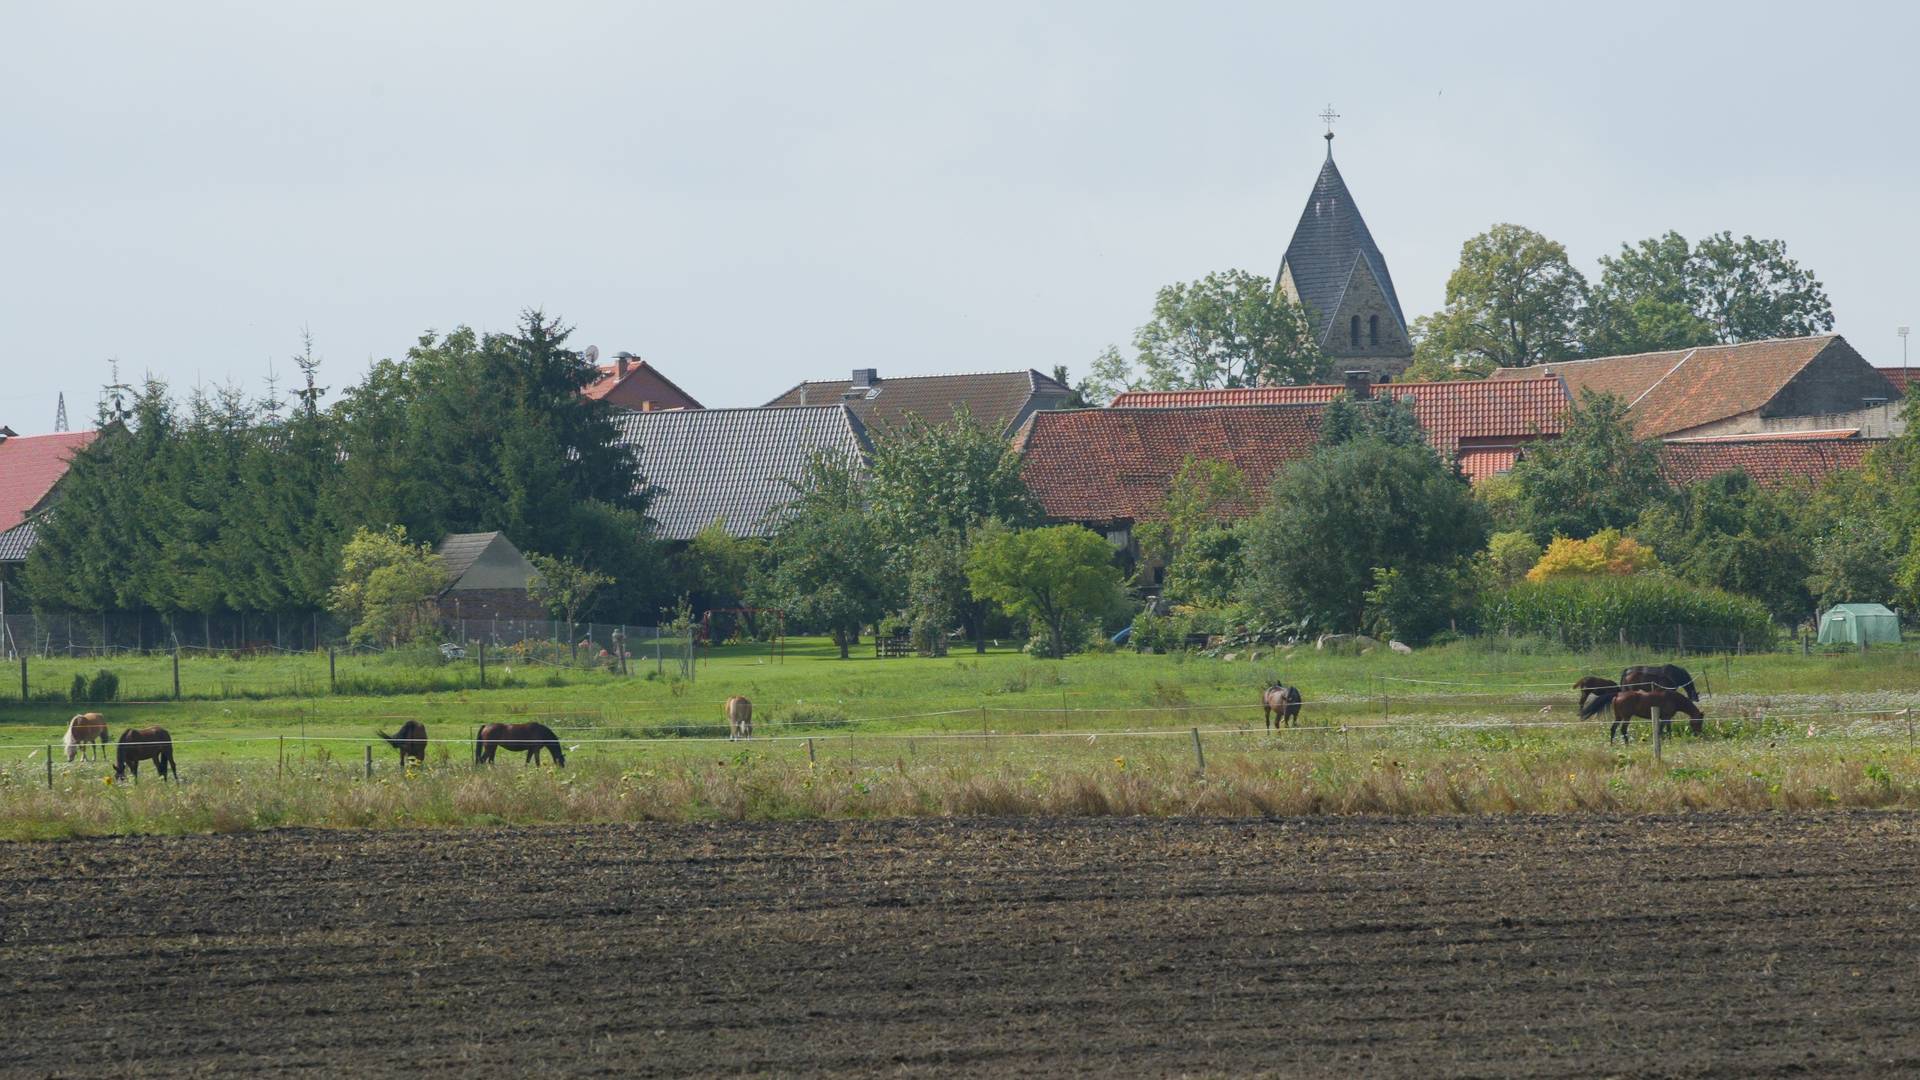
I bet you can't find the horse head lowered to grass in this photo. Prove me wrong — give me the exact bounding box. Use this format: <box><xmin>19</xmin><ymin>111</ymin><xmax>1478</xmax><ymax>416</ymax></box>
<box><xmin>474</xmin><ymin>722</ymin><xmax>564</xmax><ymax>767</ymax></box>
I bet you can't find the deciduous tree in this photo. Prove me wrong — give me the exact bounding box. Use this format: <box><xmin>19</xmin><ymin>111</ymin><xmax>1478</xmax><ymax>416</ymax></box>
<box><xmin>967</xmin><ymin>524</ymin><xmax>1124</xmax><ymax>659</ymax></box>
<box><xmin>1413</xmin><ymin>224</ymin><xmax>1586</xmax><ymax>369</ymax></box>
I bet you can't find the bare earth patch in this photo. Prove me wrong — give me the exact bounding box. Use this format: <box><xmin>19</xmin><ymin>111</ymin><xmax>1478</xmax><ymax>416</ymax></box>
<box><xmin>4</xmin><ymin>812</ymin><xmax>1919</xmax><ymax>1076</ymax></box>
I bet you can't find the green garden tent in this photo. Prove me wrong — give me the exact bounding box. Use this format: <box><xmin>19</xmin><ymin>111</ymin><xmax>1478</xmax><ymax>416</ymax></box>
<box><xmin>1816</xmin><ymin>603</ymin><xmax>1902</xmax><ymax>646</ymax></box>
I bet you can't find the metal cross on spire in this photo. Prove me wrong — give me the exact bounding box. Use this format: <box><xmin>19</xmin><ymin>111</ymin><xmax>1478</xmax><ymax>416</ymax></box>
<box><xmin>1319</xmin><ymin>104</ymin><xmax>1340</xmax><ymax>134</ymax></box>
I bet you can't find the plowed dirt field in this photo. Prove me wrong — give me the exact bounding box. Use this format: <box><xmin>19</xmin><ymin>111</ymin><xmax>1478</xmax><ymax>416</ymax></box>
<box><xmin>5</xmin><ymin>813</ymin><xmax>1919</xmax><ymax>1076</ymax></box>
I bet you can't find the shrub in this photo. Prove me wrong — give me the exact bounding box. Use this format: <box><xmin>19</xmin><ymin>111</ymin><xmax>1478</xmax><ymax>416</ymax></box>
<box><xmin>69</xmin><ymin>674</ymin><xmax>88</xmax><ymax>704</ymax></box>
<box><xmin>1480</xmin><ymin>575</ymin><xmax>1775</xmax><ymax>650</ymax></box>
<box><xmin>87</xmin><ymin>670</ymin><xmax>119</xmax><ymax>703</ymax></box>
<box><xmin>1526</xmin><ymin>529</ymin><xmax>1659</xmax><ymax>582</ymax></box>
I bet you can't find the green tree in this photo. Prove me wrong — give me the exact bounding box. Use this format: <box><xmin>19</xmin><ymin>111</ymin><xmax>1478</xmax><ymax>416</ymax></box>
<box><xmin>1413</xmin><ymin>224</ymin><xmax>1587</xmax><ymax>369</ymax></box>
<box><xmin>1135</xmin><ymin>458</ymin><xmax>1251</xmax><ymax>574</ymax></box>
<box><xmin>868</xmin><ymin>407</ymin><xmax>1034</xmax><ymax>651</ymax></box>
<box><xmin>967</xmin><ymin>524</ymin><xmax>1124</xmax><ymax>659</ymax></box>
<box><xmin>1509</xmin><ymin>390</ymin><xmax>1670</xmax><ymax>542</ymax></box>
<box><xmin>527</xmin><ymin>553</ymin><xmax>616</xmax><ymax>660</ymax></box>
<box><xmin>674</xmin><ymin>519</ymin><xmax>768</xmax><ymax>627</ymax></box>
<box><xmin>1479</xmin><ymin>531</ymin><xmax>1543</xmax><ymax>589</ymax></box>
<box><xmin>1807</xmin><ymin>517</ymin><xmax>1896</xmax><ymax>611</ymax></box>
<box><xmin>1580</xmin><ymin>231</ymin><xmax>1713</xmax><ymax>356</ymax></box>
<box><xmin>327</xmin><ymin>525</ymin><xmax>449</xmax><ymax>646</ymax></box>
<box><xmin>1689</xmin><ymin>232</ymin><xmax>1834</xmax><ymax>344</ymax></box>
<box><xmin>764</xmin><ymin>456</ymin><xmax>893</xmax><ymax>659</ymax></box>
<box><xmin>1319</xmin><ymin>391</ymin><xmax>1428</xmax><ymax>450</ymax></box>
<box><xmin>1632</xmin><ymin>471</ymin><xmax>1813</xmax><ymax>621</ymax></box>
<box><xmin>1239</xmin><ymin>437</ymin><xmax>1489</xmax><ymax>633</ymax></box>
<box><xmin>1098</xmin><ymin>269</ymin><xmax>1325</xmax><ymax>392</ymax></box>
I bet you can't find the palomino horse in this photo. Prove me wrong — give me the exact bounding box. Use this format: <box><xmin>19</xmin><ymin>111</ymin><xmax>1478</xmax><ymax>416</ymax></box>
<box><xmin>64</xmin><ymin>713</ymin><xmax>110</xmax><ymax>762</ymax></box>
<box><xmin>378</xmin><ymin>720</ymin><xmax>429</xmax><ymax>765</ymax></box>
<box><xmin>724</xmin><ymin>696</ymin><xmax>753</xmax><ymax>740</ymax></box>
<box><xmin>1262</xmin><ymin>684</ymin><xmax>1303</xmax><ymax>729</ymax></box>
<box><xmin>115</xmin><ymin>727</ymin><xmax>178</xmax><ymax>781</ymax></box>
<box><xmin>474</xmin><ymin>722</ymin><xmax>565</xmax><ymax>767</ymax></box>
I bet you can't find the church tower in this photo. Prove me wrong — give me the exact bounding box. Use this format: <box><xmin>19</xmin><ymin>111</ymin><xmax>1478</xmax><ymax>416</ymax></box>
<box><xmin>1275</xmin><ymin>113</ymin><xmax>1412</xmax><ymax>379</ymax></box>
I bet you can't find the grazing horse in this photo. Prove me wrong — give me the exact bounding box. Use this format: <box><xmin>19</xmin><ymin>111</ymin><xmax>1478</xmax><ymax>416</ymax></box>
<box><xmin>114</xmin><ymin>727</ymin><xmax>178</xmax><ymax>781</ymax></box>
<box><xmin>1619</xmin><ymin>664</ymin><xmax>1699</xmax><ymax>703</ymax></box>
<box><xmin>1262</xmin><ymin>684</ymin><xmax>1303</xmax><ymax>729</ymax></box>
<box><xmin>474</xmin><ymin>722</ymin><xmax>565</xmax><ymax>767</ymax></box>
<box><xmin>725</xmin><ymin>695</ymin><xmax>753</xmax><ymax>740</ymax></box>
<box><xmin>64</xmin><ymin>713</ymin><xmax>110</xmax><ymax>762</ymax></box>
<box><xmin>1574</xmin><ymin>677</ymin><xmax>1619</xmax><ymax>715</ymax></box>
<box><xmin>1581</xmin><ymin>685</ymin><xmax>1703</xmax><ymax>743</ymax></box>
<box><xmin>378</xmin><ymin>720</ymin><xmax>429</xmax><ymax>765</ymax></box>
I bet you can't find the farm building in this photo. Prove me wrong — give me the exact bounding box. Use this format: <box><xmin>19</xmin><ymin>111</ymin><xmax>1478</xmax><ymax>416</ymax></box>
<box><xmin>582</xmin><ymin>352</ymin><xmax>704</xmax><ymax>413</ymax></box>
<box><xmin>764</xmin><ymin>368</ymin><xmax>1074</xmax><ymax>440</ymax></box>
<box><xmin>0</xmin><ymin>427</ymin><xmax>99</xmax><ymax>570</ymax></box>
<box><xmin>1817</xmin><ymin>603</ymin><xmax>1901</xmax><ymax>647</ymax></box>
<box><xmin>1110</xmin><ymin>374</ymin><xmax>1571</xmax><ymax>482</ymax></box>
<box><xmin>610</xmin><ymin>405</ymin><xmax>871</xmax><ymax>541</ymax></box>
<box><xmin>1879</xmin><ymin>368</ymin><xmax>1918</xmax><ymax>397</ymax></box>
<box><xmin>1491</xmin><ymin>335</ymin><xmax>1903</xmax><ymax>440</ymax></box>
<box><xmin>433</xmin><ymin>532</ymin><xmax>547</xmax><ymax>621</ymax></box>
<box><xmin>1014</xmin><ymin>403</ymin><xmax>1329</xmax><ymax>578</ymax></box>
<box><xmin>1659</xmin><ymin>433</ymin><xmax>1881</xmax><ymax>489</ymax></box>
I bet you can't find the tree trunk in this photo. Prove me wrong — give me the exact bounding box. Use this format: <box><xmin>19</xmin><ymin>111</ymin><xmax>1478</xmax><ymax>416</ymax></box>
<box><xmin>1047</xmin><ymin>615</ymin><xmax>1065</xmax><ymax>660</ymax></box>
<box><xmin>834</xmin><ymin>627</ymin><xmax>850</xmax><ymax>660</ymax></box>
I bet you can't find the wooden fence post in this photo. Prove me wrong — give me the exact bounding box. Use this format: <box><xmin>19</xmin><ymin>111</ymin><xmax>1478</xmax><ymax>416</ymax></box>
<box><xmin>172</xmin><ymin>645</ymin><xmax>181</xmax><ymax>701</ymax></box>
<box><xmin>278</xmin><ymin>735</ymin><xmax>284</xmax><ymax>777</ymax></box>
<box><xmin>19</xmin><ymin>652</ymin><xmax>26</xmax><ymax>703</ymax></box>
<box><xmin>328</xmin><ymin>647</ymin><xmax>336</xmax><ymax>694</ymax></box>
<box><xmin>1653</xmin><ymin>714</ymin><xmax>1664</xmax><ymax>763</ymax></box>
<box><xmin>806</xmin><ymin>737</ymin><xmax>816</xmax><ymax>765</ymax></box>
<box><xmin>1190</xmin><ymin>727</ymin><xmax>1205</xmax><ymax>773</ymax></box>
<box><xmin>365</xmin><ymin>745</ymin><xmax>372</xmax><ymax>780</ymax></box>
<box><xmin>46</xmin><ymin>745</ymin><xmax>53</xmax><ymax>789</ymax></box>
<box><xmin>478</xmin><ymin>641</ymin><xmax>486</xmax><ymax>688</ymax></box>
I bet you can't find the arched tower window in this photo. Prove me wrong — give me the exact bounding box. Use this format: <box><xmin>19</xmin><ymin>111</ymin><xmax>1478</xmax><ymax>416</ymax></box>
<box><xmin>1349</xmin><ymin>315</ymin><xmax>1361</xmax><ymax>348</ymax></box>
<box><xmin>1368</xmin><ymin>315</ymin><xmax>1379</xmax><ymax>346</ymax></box>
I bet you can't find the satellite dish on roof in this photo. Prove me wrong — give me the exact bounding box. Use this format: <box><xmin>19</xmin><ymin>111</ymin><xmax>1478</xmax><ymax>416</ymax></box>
<box><xmin>583</xmin><ymin>345</ymin><xmax>600</xmax><ymax>364</ymax></box>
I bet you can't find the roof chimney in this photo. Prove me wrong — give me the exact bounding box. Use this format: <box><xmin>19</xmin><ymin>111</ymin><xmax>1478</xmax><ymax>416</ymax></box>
<box><xmin>1343</xmin><ymin>370</ymin><xmax>1373</xmax><ymax>400</ymax></box>
<box><xmin>615</xmin><ymin>351</ymin><xmax>634</xmax><ymax>378</ymax></box>
<box><xmin>852</xmin><ymin>368</ymin><xmax>877</xmax><ymax>390</ymax></box>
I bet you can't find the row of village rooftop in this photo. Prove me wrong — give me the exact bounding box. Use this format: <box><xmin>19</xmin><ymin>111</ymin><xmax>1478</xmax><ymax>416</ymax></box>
<box><xmin>0</xmin><ymin>332</ymin><xmax>1909</xmax><ymax>599</ymax></box>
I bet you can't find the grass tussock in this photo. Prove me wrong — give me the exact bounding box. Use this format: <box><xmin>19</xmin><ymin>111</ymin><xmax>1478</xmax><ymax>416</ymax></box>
<box><xmin>5</xmin><ymin>739</ymin><xmax>1920</xmax><ymax>840</ymax></box>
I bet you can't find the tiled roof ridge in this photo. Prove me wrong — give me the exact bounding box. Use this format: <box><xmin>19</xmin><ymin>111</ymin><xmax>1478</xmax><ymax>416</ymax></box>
<box><xmin>1626</xmin><ymin>348</ymin><xmax>1700</xmax><ymax>409</ymax></box>
<box><xmin>789</xmin><ymin>368</ymin><xmax>1061</xmax><ymax>387</ymax></box>
<box><xmin>1534</xmin><ymin>333</ymin><xmax>1839</xmax><ymax>370</ymax></box>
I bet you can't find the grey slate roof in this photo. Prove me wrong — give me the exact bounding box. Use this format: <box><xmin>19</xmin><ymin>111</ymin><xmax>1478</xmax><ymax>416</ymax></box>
<box><xmin>434</xmin><ymin>532</ymin><xmax>499</xmax><ymax>581</ymax></box>
<box><xmin>611</xmin><ymin>405</ymin><xmax>872</xmax><ymax>541</ymax></box>
<box><xmin>0</xmin><ymin>521</ymin><xmax>35</xmax><ymax>564</ymax></box>
<box><xmin>1277</xmin><ymin>148</ymin><xmax>1408</xmax><ymax>344</ymax></box>
<box><xmin>763</xmin><ymin>369</ymin><xmax>1073</xmax><ymax>438</ymax></box>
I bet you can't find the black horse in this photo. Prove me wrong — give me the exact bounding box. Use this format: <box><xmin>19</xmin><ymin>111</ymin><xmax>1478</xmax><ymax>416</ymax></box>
<box><xmin>1619</xmin><ymin>664</ymin><xmax>1698</xmax><ymax>703</ymax></box>
<box><xmin>475</xmin><ymin>722</ymin><xmax>565</xmax><ymax>767</ymax></box>
<box><xmin>378</xmin><ymin>720</ymin><xmax>429</xmax><ymax>764</ymax></box>
<box><xmin>115</xmin><ymin>727</ymin><xmax>178</xmax><ymax>781</ymax></box>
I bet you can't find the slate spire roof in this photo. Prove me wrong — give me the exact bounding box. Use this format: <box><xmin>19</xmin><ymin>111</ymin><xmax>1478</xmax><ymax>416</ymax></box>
<box><xmin>1277</xmin><ymin>146</ymin><xmax>1408</xmax><ymax>343</ymax></box>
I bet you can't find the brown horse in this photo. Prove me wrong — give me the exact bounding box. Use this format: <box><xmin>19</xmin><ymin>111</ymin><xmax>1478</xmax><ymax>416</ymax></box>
<box><xmin>1583</xmin><ymin>685</ymin><xmax>1702</xmax><ymax>743</ymax></box>
<box><xmin>1574</xmin><ymin>677</ymin><xmax>1619</xmax><ymax>714</ymax></box>
<box><xmin>378</xmin><ymin>720</ymin><xmax>429</xmax><ymax>764</ymax></box>
<box><xmin>475</xmin><ymin>722</ymin><xmax>565</xmax><ymax>767</ymax></box>
<box><xmin>114</xmin><ymin>727</ymin><xmax>178</xmax><ymax>781</ymax></box>
<box><xmin>724</xmin><ymin>696</ymin><xmax>753</xmax><ymax>740</ymax></box>
<box><xmin>64</xmin><ymin>713</ymin><xmax>110</xmax><ymax>762</ymax></box>
<box><xmin>1262</xmin><ymin>684</ymin><xmax>1303</xmax><ymax>729</ymax></box>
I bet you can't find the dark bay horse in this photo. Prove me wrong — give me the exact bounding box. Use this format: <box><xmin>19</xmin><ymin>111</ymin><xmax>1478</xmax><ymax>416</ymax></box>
<box><xmin>1574</xmin><ymin>676</ymin><xmax>1619</xmax><ymax>713</ymax></box>
<box><xmin>115</xmin><ymin>727</ymin><xmax>178</xmax><ymax>781</ymax></box>
<box><xmin>1262</xmin><ymin>684</ymin><xmax>1303</xmax><ymax>729</ymax></box>
<box><xmin>378</xmin><ymin>720</ymin><xmax>429</xmax><ymax>764</ymax></box>
<box><xmin>475</xmin><ymin>722</ymin><xmax>565</xmax><ymax>767</ymax></box>
<box><xmin>1581</xmin><ymin>684</ymin><xmax>1702</xmax><ymax>742</ymax></box>
<box><xmin>1620</xmin><ymin>664</ymin><xmax>1699</xmax><ymax>703</ymax></box>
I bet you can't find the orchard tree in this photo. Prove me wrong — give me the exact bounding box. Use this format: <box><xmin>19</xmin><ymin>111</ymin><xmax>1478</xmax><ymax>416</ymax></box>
<box><xmin>327</xmin><ymin>525</ymin><xmax>450</xmax><ymax>646</ymax></box>
<box><xmin>967</xmin><ymin>523</ymin><xmax>1124</xmax><ymax>659</ymax></box>
<box><xmin>764</xmin><ymin>456</ymin><xmax>893</xmax><ymax>659</ymax></box>
<box><xmin>1413</xmin><ymin>224</ymin><xmax>1586</xmax><ymax>368</ymax></box>
<box><xmin>528</xmin><ymin>553</ymin><xmax>616</xmax><ymax>659</ymax></box>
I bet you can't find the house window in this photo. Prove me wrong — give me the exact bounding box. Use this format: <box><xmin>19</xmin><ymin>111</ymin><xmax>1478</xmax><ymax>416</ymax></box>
<box><xmin>1349</xmin><ymin>315</ymin><xmax>1361</xmax><ymax>348</ymax></box>
<box><xmin>1368</xmin><ymin>315</ymin><xmax>1379</xmax><ymax>346</ymax></box>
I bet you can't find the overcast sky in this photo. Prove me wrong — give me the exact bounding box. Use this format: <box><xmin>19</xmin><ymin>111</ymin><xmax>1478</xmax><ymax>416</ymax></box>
<box><xmin>4</xmin><ymin>1</ymin><xmax>1916</xmax><ymax>431</ymax></box>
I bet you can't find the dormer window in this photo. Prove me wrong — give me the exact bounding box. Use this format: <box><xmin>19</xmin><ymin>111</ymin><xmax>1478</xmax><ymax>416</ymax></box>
<box><xmin>1368</xmin><ymin>315</ymin><xmax>1379</xmax><ymax>346</ymax></box>
<box><xmin>1349</xmin><ymin>315</ymin><xmax>1361</xmax><ymax>348</ymax></box>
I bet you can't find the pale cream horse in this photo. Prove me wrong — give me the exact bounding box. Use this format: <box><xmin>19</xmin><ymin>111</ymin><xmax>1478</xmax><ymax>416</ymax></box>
<box><xmin>64</xmin><ymin>712</ymin><xmax>110</xmax><ymax>761</ymax></box>
<box><xmin>724</xmin><ymin>696</ymin><xmax>753</xmax><ymax>740</ymax></box>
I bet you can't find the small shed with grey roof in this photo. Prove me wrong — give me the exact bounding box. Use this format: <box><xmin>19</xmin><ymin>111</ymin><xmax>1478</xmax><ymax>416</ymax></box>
<box><xmin>611</xmin><ymin>405</ymin><xmax>871</xmax><ymax>541</ymax></box>
<box><xmin>433</xmin><ymin>531</ymin><xmax>548</xmax><ymax>620</ymax></box>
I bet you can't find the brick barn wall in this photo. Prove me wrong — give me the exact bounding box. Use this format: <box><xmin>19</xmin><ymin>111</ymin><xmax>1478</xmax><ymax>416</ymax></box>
<box><xmin>441</xmin><ymin>589</ymin><xmax>548</xmax><ymax>621</ymax></box>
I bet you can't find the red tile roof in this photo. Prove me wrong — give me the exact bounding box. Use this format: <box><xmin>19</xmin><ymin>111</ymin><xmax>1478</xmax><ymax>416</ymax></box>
<box><xmin>1495</xmin><ymin>336</ymin><xmax>1891</xmax><ymax>438</ymax></box>
<box><xmin>1014</xmin><ymin>405</ymin><xmax>1327</xmax><ymax>524</ymax></box>
<box><xmin>1879</xmin><ymin>368</ymin><xmax>1920</xmax><ymax>396</ymax></box>
<box><xmin>1660</xmin><ymin>437</ymin><xmax>1877</xmax><ymax>489</ymax></box>
<box><xmin>1667</xmin><ymin>428</ymin><xmax>1860</xmax><ymax>442</ymax></box>
<box><xmin>1455</xmin><ymin>446</ymin><xmax>1522</xmax><ymax>483</ymax></box>
<box><xmin>582</xmin><ymin>358</ymin><xmax>703</xmax><ymax>410</ymax></box>
<box><xmin>1109</xmin><ymin>378</ymin><xmax>1571</xmax><ymax>455</ymax></box>
<box><xmin>0</xmin><ymin>430</ymin><xmax>97</xmax><ymax>534</ymax></box>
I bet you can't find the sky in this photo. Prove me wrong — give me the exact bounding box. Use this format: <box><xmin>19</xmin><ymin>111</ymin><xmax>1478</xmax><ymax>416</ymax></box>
<box><xmin>3</xmin><ymin>1</ymin><xmax>1917</xmax><ymax>432</ymax></box>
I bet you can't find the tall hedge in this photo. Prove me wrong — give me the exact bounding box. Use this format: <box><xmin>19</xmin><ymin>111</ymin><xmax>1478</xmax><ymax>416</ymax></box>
<box><xmin>1479</xmin><ymin>575</ymin><xmax>1776</xmax><ymax>650</ymax></box>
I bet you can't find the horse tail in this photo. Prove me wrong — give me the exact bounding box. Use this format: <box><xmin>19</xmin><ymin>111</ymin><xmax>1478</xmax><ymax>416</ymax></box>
<box><xmin>377</xmin><ymin>729</ymin><xmax>404</xmax><ymax>752</ymax></box>
<box><xmin>474</xmin><ymin>728</ymin><xmax>485</xmax><ymax>765</ymax></box>
<box><xmin>1580</xmin><ymin>688</ymin><xmax>1616</xmax><ymax>719</ymax></box>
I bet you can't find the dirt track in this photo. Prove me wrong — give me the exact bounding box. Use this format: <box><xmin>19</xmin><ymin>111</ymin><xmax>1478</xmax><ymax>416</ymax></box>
<box><xmin>4</xmin><ymin>813</ymin><xmax>1920</xmax><ymax>1076</ymax></box>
